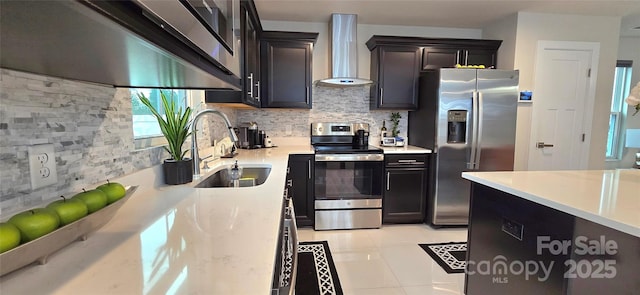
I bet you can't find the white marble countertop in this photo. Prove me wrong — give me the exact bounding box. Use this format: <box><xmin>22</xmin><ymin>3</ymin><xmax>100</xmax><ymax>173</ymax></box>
<box><xmin>375</xmin><ymin>144</ymin><xmax>432</xmax><ymax>154</ymax></box>
<box><xmin>0</xmin><ymin>145</ymin><xmax>314</xmax><ymax>294</ymax></box>
<box><xmin>462</xmin><ymin>169</ymin><xmax>640</xmax><ymax>237</ymax></box>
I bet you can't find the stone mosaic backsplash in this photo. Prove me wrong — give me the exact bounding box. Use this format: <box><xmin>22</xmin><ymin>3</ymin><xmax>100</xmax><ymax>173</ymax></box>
<box><xmin>0</xmin><ymin>69</ymin><xmax>224</xmax><ymax>215</ymax></box>
<box><xmin>0</xmin><ymin>69</ymin><xmax>408</xmax><ymax>215</ymax></box>
<box><xmin>237</xmin><ymin>84</ymin><xmax>409</xmax><ymax>142</ymax></box>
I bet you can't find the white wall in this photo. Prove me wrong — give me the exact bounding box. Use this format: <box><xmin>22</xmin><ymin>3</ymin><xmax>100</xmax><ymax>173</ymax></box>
<box><xmin>482</xmin><ymin>14</ymin><xmax>533</xmax><ymax>170</ymax></box>
<box><xmin>483</xmin><ymin>12</ymin><xmax>621</xmax><ymax>170</ymax></box>
<box><xmin>516</xmin><ymin>12</ymin><xmax>621</xmax><ymax>170</ymax></box>
<box><xmin>482</xmin><ymin>13</ymin><xmax>518</xmax><ymax>70</ymax></box>
<box><xmin>607</xmin><ymin>36</ymin><xmax>640</xmax><ymax>169</ymax></box>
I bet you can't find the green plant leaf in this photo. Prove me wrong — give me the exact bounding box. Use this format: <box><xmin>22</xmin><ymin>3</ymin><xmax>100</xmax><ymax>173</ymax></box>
<box><xmin>137</xmin><ymin>90</ymin><xmax>193</xmax><ymax>161</ymax></box>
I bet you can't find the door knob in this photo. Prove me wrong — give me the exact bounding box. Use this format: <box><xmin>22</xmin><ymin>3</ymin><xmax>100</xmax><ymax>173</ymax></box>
<box><xmin>536</xmin><ymin>142</ymin><xmax>554</xmax><ymax>149</ymax></box>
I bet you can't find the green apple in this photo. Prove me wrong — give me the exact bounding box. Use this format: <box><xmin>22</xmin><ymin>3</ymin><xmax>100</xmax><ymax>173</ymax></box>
<box><xmin>72</xmin><ymin>189</ymin><xmax>108</xmax><ymax>213</ymax></box>
<box><xmin>96</xmin><ymin>180</ymin><xmax>126</xmax><ymax>204</ymax></box>
<box><xmin>0</xmin><ymin>222</ymin><xmax>21</xmax><ymax>253</ymax></box>
<box><xmin>8</xmin><ymin>208</ymin><xmax>60</xmax><ymax>243</ymax></box>
<box><xmin>46</xmin><ymin>196</ymin><xmax>88</xmax><ymax>226</ymax></box>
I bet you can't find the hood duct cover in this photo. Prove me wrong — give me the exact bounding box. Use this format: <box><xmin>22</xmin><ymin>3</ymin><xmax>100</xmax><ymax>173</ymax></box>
<box><xmin>318</xmin><ymin>14</ymin><xmax>372</xmax><ymax>87</ymax></box>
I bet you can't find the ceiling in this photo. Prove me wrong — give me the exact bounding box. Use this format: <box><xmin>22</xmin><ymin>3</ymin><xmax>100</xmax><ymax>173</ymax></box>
<box><xmin>254</xmin><ymin>0</ymin><xmax>640</xmax><ymax>37</ymax></box>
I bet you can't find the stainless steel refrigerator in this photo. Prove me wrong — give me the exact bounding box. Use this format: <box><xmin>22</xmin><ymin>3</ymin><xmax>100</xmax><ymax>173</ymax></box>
<box><xmin>408</xmin><ymin>69</ymin><xmax>519</xmax><ymax>226</ymax></box>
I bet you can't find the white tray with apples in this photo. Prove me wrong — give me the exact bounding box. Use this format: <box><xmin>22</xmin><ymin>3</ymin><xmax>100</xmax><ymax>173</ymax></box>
<box><xmin>0</xmin><ymin>185</ymin><xmax>138</xmax><ymax>277</ymax></box>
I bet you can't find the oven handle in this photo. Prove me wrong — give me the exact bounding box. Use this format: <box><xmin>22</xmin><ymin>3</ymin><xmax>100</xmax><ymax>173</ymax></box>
<box><xmin>315</xmin><ymin>154</ymin><xmax>384</xmax><ymax>162</ymax></box>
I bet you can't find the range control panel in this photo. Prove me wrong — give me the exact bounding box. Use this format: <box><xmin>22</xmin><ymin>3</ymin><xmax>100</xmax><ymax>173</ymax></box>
<box><xmin>311</xmin><ymin>122</ymin><xmax>369</xmax><ymax>136</ymax></box>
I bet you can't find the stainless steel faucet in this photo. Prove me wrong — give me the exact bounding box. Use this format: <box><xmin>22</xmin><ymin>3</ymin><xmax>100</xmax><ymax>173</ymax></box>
<box><xmin>192</xmin><ymin>109</ymin><xmax>238</xmax><ymax>177</ymax></box>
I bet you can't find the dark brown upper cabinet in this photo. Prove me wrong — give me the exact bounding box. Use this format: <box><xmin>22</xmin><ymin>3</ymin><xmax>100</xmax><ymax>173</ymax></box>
<box><xmin>260</xmin><ymin>31</ymin><xmax>318</xmax><ymax>109</ymax></box>
<box><xmin>422</xmin><ymin>47</ymin><xmax>498</xmax><ymax>70</ymax></box>
<box><xmin>205</xmin><ymin>0</ymin><xmax>262</xmax><ymax>108</ymax></box>
<box><xmin>240</xmin><ymin>0</ymin><xmax>261</xmax><ymax>108</ymax></box>
<box><xmin>367</xmin><ymin>36</ymin><xmax>502</xmax><ymax>110</ymax></box>
<box><xmin>369</xmin><ymin>46</ymin><xmax>421</xmax><ymax>110</ymax></box>
<box><xmin>421</xmin><ymin>47</ymin><xmax>461</xmax><ymax>70</ymax></box>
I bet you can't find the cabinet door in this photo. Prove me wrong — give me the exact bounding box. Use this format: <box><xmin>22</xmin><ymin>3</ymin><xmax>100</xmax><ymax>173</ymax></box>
<box><xmin>371</xmin><ymin>46</ymin><xmax>420</xmax><ymax>110</ymax></box>
<box><xmin>240</xmin><ymin>5</ymin><xmax>260</xmax><ymax>107</ymax></box>
<box><xmin>261</xmin><ymin>40</ymin><xmax>312</xmax><ymax>108</ymax></box>
<box><xmin>383</xmin><ymin>168</ymin><xmax>426</xmax><ymax>223</ymax></box>
<box><xmin>464</xmin><ymin>49</ymin><xmax>497</xmax><ymax>68</ymax></box>
<box><xmin>422</xmin><ymin>47</ymin><xmax>461</xmax><ymax>70</ymax></box>
<box><xmin>288</xmin><ymin>155</ymin><xmax>314</xmax><ymax>227</ymax></box>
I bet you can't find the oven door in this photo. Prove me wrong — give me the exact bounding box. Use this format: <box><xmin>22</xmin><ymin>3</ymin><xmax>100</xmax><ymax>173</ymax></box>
<box><xmin>314</xmin><ymin>153</ymin><xmax>384</xmax><ymax>230</ymax></box>
<box><xmin>314</xmin><ymin>154</ymin><xmax>384</xmax><ymax>200</ymax></box>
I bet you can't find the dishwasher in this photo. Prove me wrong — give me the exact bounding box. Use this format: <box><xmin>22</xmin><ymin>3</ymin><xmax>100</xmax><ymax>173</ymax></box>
<box><xmin>271</xmin><ymin>194</ymin><xmax>298</xmax><ymax>295</ymax></box>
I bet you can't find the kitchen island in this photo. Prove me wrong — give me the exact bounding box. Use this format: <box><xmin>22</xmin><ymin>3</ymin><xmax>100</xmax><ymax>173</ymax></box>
<box><xmin>461</xmin><ymin>169</ymin><xmax>639</xmax><ymax>295</ymax></box>
<box><xmin>0</xmin><ymin>145</ymin><xmax>313</xmax><ymax>294</ymax></box>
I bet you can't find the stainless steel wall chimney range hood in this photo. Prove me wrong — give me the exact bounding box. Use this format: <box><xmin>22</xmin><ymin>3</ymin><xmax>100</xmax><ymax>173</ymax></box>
<box><xmin>318</xmin><ymin>14</ymin><xmax>373</xmax><ymax>87</ymax></box>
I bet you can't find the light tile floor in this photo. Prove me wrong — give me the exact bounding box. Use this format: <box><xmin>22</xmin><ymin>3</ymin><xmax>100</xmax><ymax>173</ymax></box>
<box><xmin>298</xmin><ymin>224</ymin><xmax>468</xmax><ymax>295</ymax></box>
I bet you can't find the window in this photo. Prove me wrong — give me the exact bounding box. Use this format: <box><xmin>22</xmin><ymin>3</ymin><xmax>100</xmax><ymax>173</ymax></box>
<box><xmin>131</xmin><ymin>89</ymin><xmax>188</xmax><ymax>147</ymax></box>
<box><xmin>606</xmin><ymin>60</ymin><xmax>632</xmax><ymax>160</ymax></box>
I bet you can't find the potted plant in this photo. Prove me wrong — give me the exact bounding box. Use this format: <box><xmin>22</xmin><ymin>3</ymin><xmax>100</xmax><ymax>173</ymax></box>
<box><xmin>137</xmin><ymin>91</ymin><xmax>194</xmax><ymax>185</ymax></box>
<box><xmin>390</xmin><ymin>112</ymin><xmax>402</xmax><ymax>137</ymax></box>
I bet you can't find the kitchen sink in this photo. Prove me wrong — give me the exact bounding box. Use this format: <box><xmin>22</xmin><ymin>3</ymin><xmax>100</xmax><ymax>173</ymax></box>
<box><xmin>195</xmin><ymin>165</ymin><xmax>272</xmax><ymax>188</ymax></box>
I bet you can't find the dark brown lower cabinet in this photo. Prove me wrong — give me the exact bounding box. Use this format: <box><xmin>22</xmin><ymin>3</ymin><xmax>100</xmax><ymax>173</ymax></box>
<box><xmin>383</xmin><ymin>154</ymin><xmax>427</xmax><ymax>223</ymax></box>
<box><xmin>287</xmin><ymin>154</ymin><xmax>314</xmax><ymax>227</ymax></box>
<box><xmin>465</xmin><ymin>183</ymin><xmax>640</xmax><ymax>295</ymax></box>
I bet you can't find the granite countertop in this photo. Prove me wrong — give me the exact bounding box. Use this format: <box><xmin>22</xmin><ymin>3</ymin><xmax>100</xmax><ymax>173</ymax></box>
<box><xmin>462</xmin><ymin>169</ymin><xmax>640</xmax><ymax>237</ymax></box>
<box><xmin>0</xmin><ymin>145</ymin><xmax>314</xmax><ymax>294</ymax></box>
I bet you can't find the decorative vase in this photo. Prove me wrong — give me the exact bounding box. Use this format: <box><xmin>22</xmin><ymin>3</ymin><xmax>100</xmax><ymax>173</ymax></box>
<box><xmin>163</xmin><ymin>158</ymin><xmax>193</xmax><ymax>185</ymax></box>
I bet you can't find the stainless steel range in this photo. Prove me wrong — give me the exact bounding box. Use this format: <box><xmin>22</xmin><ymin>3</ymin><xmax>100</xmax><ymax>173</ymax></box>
<box><xmin>311</xmin><ymin>123</ymin><xmax>384</xmax><ymax>230</ymax></box>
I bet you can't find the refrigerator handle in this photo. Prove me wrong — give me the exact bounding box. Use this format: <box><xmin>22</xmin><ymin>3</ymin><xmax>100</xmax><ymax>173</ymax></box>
<box><xmin>468</xmin><ymin>91</ymin><xmax>478</xmax><ymax>170</ymax></box>
<box><xmin>476</xmin><ymin>92</ymin><xmax>484</xmax><ymax>169</ymax></box>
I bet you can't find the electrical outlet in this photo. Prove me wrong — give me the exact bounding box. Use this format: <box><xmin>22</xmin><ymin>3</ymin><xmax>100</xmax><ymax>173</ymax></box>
<box><xmin>285</xmin><ymin>125</ymin><xmax>293</xmax><ymax>135</ymax></box>
<box><xmin>28</xmin><ymin>144</ymin><xmax>58</xmax><ymax>190</ymax></box>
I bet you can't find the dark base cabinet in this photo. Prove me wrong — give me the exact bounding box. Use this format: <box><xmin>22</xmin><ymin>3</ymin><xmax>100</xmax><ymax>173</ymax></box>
<box><xmin>465</xmin><ymin>183</ymin><xmax>640</xmax><ymax>295</ymax></box>
<box><xmin>287</xmin><ymin>154</ymin><xmax>314</xmax><ymax>227</ymax></box>
<box><xmin>383</xmin><ymin>154</ymin><xmax>428</xmax><ymax>224</ymax></box>
<box><xmin>567</xmin><ymin>218</ymin><xmax>640</xmax><ymax>294</ymax></box>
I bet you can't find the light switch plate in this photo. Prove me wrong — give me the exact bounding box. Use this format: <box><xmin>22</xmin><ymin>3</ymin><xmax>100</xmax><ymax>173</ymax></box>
<box><xmin>28</xmin><ymin>144</ymin><xmax>58</xmax><ymax>190</ymax></box>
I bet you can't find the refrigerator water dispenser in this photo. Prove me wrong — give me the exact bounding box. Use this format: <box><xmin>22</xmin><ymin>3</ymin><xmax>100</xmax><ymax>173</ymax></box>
<box><xmin>447</xmin><ymin>110</ymin><xmax>467</xmax><ymax>143</ymax></box>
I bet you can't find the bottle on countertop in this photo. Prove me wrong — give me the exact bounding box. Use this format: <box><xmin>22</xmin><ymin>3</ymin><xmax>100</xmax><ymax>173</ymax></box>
<box><xmin>380</xmin><ymin>120</ymin><xmax>388</xmax><ymax>138</ymax></box>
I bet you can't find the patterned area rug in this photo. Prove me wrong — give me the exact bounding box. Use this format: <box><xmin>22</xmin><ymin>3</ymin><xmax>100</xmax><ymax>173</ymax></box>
<box><xmin>296</xmin><ymin>241</ymin><xmax>344</xmax><ymax>295</ymax></box>
<box><xmin>419</xmin><ymin>242</ymin><xmax>467</xmax><ymax>274</ymax></box>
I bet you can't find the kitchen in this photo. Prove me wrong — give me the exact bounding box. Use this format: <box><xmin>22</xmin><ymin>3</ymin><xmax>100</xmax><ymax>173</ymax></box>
<box><xmin>1</xmin><ymin>0</ymin><xmax>639</xmax><ymax>294</ymax></box>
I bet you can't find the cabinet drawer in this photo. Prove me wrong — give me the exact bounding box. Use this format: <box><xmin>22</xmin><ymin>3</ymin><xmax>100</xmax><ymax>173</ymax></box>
<box><xmin>385</xmin><ymin>154</ymin><xmax>427</xmax><ymax>167</ymax></box>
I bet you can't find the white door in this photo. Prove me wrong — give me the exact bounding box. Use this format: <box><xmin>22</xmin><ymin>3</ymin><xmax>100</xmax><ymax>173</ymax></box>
<box><xmin>528</xmin><ymin>41</ymin><xmax>599</xmax><ymax>171</ymax></box>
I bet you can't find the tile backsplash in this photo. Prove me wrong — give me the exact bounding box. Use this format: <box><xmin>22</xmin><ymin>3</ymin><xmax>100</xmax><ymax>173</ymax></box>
<box><xmin>0</xmin><ymin>69</ymin><xmax>222</xmax><ymax>215</ymax></box>
<box><xmin>237</xmin><ymin>84</ymin><xmax>408</xmax><ymax>142</ymax></box>
<box><xmin>1</xmin><ymin>69</ymin><xmax>408</xmax><ymax>215</ymax></box>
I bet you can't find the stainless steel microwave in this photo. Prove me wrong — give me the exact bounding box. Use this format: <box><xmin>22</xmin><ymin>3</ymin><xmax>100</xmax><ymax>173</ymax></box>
<box><xmin>134</xmin><ymin>0</ymin><xmax>240</xmax><ymax>77</ymax></box>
